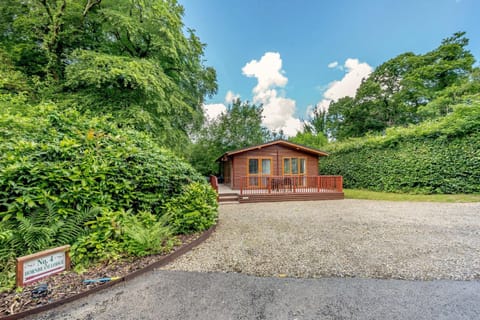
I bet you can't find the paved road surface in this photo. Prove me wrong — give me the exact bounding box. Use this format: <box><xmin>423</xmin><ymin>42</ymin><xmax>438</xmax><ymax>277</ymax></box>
<box><xmin>31</xmin><ymin>270</ymin><xmax>480</xmax><ymax>320</ymax></box>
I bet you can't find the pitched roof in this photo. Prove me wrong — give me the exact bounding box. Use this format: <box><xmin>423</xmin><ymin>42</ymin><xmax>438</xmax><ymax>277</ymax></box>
<box><xmin>217</xmin><ymin>140</ymin><xmax>328</xmax><ymax>161</ymax></box>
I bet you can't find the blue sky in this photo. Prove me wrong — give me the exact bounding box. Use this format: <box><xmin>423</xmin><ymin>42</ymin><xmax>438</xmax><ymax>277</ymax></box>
<box><xmin>178</xmin><ymin>0</ymin><xmax>480</xmax><ymax>135</ymax></box>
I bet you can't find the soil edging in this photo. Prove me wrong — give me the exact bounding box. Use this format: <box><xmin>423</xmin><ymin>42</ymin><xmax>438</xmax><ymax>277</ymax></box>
<box><xmin>1</xmin><ymin>224</ymin><xmax>217</xmax><ymax>320</ymax></box>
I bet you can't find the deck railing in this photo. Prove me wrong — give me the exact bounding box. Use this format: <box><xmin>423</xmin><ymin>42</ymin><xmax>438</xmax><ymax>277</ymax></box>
<box><xmin>239</xmin><ymin>175</ymin><xmax>343</xmax><ymax>195</ymax></box>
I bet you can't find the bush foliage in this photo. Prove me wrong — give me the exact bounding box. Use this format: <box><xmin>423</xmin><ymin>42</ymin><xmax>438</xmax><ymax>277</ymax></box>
<box><xmin>70</xmin><ymin>210</ymin><xmax>178</xmax><ymax>269</ymax></box>
<box><xmin>163</xmin><ymin>182</ymin><xmax>218</xmax><ymax>234</ymax></box>
<box><xmin>322</xmin><ymin>101</ymin><xmax>480</xmax><ymax>194</ymax></box>
<box><xmin>1</xmin><ymin>0</ymin><xmax>220</xmax><ymax>292</ymax></box>
<box><xmin>0</xmin><ymin>98</ymin><xmax>218</xmax><ymax>290</ymax></box>
<box><xmin>0</xmin><ymin>99</ymin><xmax>204</xmax><ymax>218</ymax></box>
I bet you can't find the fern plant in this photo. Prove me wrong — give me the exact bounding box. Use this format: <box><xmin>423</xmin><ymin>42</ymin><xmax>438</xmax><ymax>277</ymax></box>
<box><xmin>5</xmin><ymin>201</ymin><xmax>100</xmax><ymax>256</ymax></box>
<box><xmin>0</xmin><ymin>202</ymin><xmax>101</xmax><ymax>291</ymax></box>
<box><xmin>0</xmin><ymin>224</ymin><xmax>15</xmax><ymax>290</ymax></box>
<box><xmin>123</xmin><ymin>211</ymin><xmax>178</xmax><ymax>257</ymax></box>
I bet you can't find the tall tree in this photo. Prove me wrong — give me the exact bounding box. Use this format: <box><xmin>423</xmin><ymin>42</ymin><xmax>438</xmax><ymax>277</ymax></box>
<box><xmin>290</xmin><ymin>106</ymin><xmax>328</xmax><ymax>148</ymax></box>
<box><xmin>288</xmin><ymin>131</ymin><xmax>327</xmax><ymax>149</ymax></box>
<box><xmin>189</xmin><ymin>99</ymin><xmax>270</xmax><ymax>175</ymax></box>
<box><xmin>418</xmin><ymin>67</ymin><xmax>480</xmax><ymax>118</ymax></box>
<box><xmin>325</xmin><ymin>32</ymin><xmax>476</xmax><ymax>140</ymax></box>
<box><xmin>0</xmin><ymin>49</ymin><xmax>29</xmax><ymax>94</ymax></box>
<box><xmin>304</xmin><ymin>106</ymin><xmax>328</xmax><ymax>135</ymax></box>
<box><xmin>325</xmin><ymin>96</ymin><xmax>359</xmax><ymax>139</ymax></box>
<box><xmin>0</xmin><ymin>0</ymin><xmax>217</xmax><ymax>150</ymax></box>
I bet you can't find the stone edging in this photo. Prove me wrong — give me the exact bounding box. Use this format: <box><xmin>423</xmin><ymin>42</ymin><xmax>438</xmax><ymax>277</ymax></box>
<box><xmin>1</xmin><ymin>224</ymin><xmax>217</xmax><ymax>320</ymax></box>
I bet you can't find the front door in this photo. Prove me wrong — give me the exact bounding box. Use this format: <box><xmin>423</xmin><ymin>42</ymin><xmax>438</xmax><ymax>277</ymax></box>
<box><xmin>248</xmin><ymin>158</ymin><xmax>271</xmax><ymax>187</ymax></box>
<box><xmin>283</xmin><ymin>157</ymin><xmax>306</xmax><ymax>186</ymax></box>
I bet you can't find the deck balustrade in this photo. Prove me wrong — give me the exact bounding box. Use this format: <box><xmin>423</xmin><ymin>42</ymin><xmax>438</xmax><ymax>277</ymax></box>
<box><xmin>239</xmin><ymin>175</ymin><xmax>343</xmax><ymax>195</ymax></box>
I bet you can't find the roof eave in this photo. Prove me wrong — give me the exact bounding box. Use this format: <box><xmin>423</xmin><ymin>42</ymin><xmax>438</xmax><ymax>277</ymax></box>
<box><xmin>216</xmin><ymin>139</ymin><xmax>329</xmax><ymax>161</ymax></box>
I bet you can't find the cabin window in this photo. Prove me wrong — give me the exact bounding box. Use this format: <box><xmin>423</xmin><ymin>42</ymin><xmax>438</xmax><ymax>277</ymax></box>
<box><xmin>248</xmin><ymin>158</ymin><xmax>271</xmax><ymax>175</ymax></box>
<box><xmin>283</xmin><ymin>158</ymin><xmax>290</xmax><ymax>174</ymax></box>
<box><xmin>248</xmin><ymin>158</ymin><xmax>272</xmax><ymax>187</ymax></box>
<box><xmin>300</xmin><ymin>158</ymin><xmax>306</xmax><ymax>174</ymax></box>
<box><xmin>283</xmin><ymin>157</ymin><xmax>306</xmax><ymax>175</ymax></box>
<box><xmin>291</xmin><ymin>158</ymin><xmax>298</xmax><ymax>174</ymax></box>
<box><xmin>262</xmin><ymin>159</ymin><xmax>271</xmax><ymax>174</ymax></box>
<box><xmin>248</xmin><ymin>159</ymin><xmax>258</xmax><ymax>174</ymax></box>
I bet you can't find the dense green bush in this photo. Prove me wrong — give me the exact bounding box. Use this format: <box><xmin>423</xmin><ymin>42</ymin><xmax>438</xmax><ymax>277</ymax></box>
<box><xmin>163</xmin><ymin>182</ymin><xmax>218</xmax><ymax>234</ymax></box>
<box><xmin>0</xmin><ymin>99</ymin><xmax>204</xmax><ymax>220</ymax></box>
<box><xmin>0</xmin><ymin>98</ymin><xmax>217</xmax><ymax>290</ymax></box>
<box><xmin>70</xmin><ymin>209</ymin><xmax>126</xmax><ymax>269</ymax></box>
<box><xmin>322</xmin><ymin>102</ymin><xmax>480</xmax><ymax>194</ymax></box>
<box><xmin>71</xmin><ymin>210</ymin><xmax>177</xmax><ymax>269</ymax></box>
<box><xmin>122</xmin><ymin>211</ymin><xmax>178</xmax><ymax>257</ymax></box>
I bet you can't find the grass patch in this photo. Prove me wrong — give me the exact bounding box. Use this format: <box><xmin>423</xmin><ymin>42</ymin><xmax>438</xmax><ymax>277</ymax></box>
<box><xmin>344</xmin><ymin>189</ymin><xmax>480</xmax><ymax>202</ymax></box>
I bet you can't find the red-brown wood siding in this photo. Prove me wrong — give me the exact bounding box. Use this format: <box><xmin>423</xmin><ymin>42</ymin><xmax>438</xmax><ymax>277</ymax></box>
<box><xmin>228</xmin><ymin>145</ymin><xmax>321</xmax><ymax>189</ymax></box>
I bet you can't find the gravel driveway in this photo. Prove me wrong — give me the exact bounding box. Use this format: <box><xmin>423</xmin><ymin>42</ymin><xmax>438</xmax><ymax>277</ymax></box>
<box><xmin>163</xmin><ymin>200</ymin><xmax>480</xmax><ymax>280</ymax></box>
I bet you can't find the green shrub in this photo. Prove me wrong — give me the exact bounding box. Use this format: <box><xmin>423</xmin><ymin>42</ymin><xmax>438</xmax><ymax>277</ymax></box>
<box><xmin>70</xmin><ymin>209</ymin><xmax>125</xmax><ymax>269</ymax></box>
<box><xmin>322</xmin><ymin>102</ymin><xmax>480</xmax><ymax>194</ymax></box>
<box><xmin>0</xmin><ymin>100</ymin><xmax>203</xmax><ymax>249</ymax></box>
<box><xmin>0</xmin><ymin>256</ymin><xmax>15</xmax><ymax>292</ymax></box>
<box><xmin>0</xmin><ymin>98</ymin><xmax>207</xmax><ymax>288</ymax></box>
<box><xmin>0</xmin><ymin>224</ymin><xmax>15</xmax><ymax>292</ymax></box>
<box><xmin>0</xmin><ymin>99</ymin><xmax>203</xmax><ymax>215</ymax></box>
<box><xmin>70</xmin><ymin>209</ymin><xmax>179</xmax><ymax>269</ymax></box>
<box><xmin>0</xmin><ymin>204</ymin><xmax>100</xmax><ymax>285</ymax></box>
<box><xmin>163</xmin><ymin>183</ymin><xmax>218</xmax><ymax>234</ymax></box>
<box><xmin>123</xmin><ymin>211</ymin><xmax>178</xmax><ymax>257</ymax></box>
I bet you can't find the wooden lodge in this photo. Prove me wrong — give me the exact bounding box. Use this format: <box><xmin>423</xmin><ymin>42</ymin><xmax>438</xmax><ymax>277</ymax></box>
<box><xmin>212</xmin><ymin>140</ymin><xmax>344</xmax><ymax>203</ymax></box>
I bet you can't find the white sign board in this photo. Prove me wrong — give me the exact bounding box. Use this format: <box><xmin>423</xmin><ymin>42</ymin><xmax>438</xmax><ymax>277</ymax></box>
<box><xmin>16</xmin><ymin>245</ymin><xmax>70</xmax><ymax>287</ymax></box>
<box><xmin>23</xmin><ymin>252</ymin><xmax>66</xmax><ymax>284</ymax></box>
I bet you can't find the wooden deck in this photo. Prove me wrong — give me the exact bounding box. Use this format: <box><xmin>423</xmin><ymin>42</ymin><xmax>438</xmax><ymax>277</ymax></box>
<box><xmin>237</xmin><ymin>192</ymin><xmax>344</xmax><ymax>203</ymax></box>
<box><xmin>210</xmin><ymin>175</ymin><xmax>344</xmax><ymax>204</ymax></box>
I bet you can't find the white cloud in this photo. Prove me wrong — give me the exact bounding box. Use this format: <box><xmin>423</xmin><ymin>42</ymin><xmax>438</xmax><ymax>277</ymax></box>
<box><xmin>258</xmin><ymin>89</ymin><xmax>303</xmax><ymax>136</ymax></box>
<box><xmin>316</xmin><ymin>58</ymin><xmax>373</xmax><ymax>111</ymax></box>
<box><xmin>202</xmin><ymin>103</ymin><xmax>226</xmax><ymax>121</ymax></box>
<box><xmin>242</xmin><ymin>52</ymin><xmax>302</xmax><ymax>136</ymax></box>
<box><xmin>242</xmin><ymin>52</ymin><xmax>288</xmax><ymax>94</ymax></box>
<box><xmin>202</xmin><ymin>91</ymin><xmax>241</xmax><ymax>122</ymax></box>
<box><xmin>225</xmin><ymin>90</ymin><xmax>240</xmax><ymax>104</ymax></box>
<box><xmin>306</xmin><ymin>104</ymin><xmax>315</xmax><ymax>118</ymax></box>
<box><xmin>327</xmin><ymin>61</ymin><xmax>339</xmax><ymax>68</ymax></box>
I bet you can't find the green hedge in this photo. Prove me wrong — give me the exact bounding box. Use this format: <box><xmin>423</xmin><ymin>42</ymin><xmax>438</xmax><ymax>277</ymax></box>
<box><xmin>0</xmin><ymin>98</ymin><xmax>204</xmax><ymax>219</ymax></box>
<box><xmin>163</xmin><ymin>182</ymin><xmax>218</xmax><ymax>234</ymax></box>
<box><xmin>0</xmin><ymin>97</ymin><xmax>218</xmax><ymax>289</ymax></box>
<box><xmin>321</xmin><ymin>102</ymin><xmax>480</xmax><ymax>194</ymax></box>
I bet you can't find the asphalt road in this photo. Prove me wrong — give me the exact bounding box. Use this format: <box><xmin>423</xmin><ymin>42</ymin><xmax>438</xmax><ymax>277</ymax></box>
<box><xmin>31</xmin><ymin>270</ymin><xmax>480</xmax><ymax>320</ymax></box>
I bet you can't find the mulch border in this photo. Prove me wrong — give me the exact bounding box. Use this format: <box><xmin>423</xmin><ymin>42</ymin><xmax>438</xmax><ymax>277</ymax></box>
<box><xmin>1</xmin><ymin>224</ymin><xmax>217</xmax><ymax>320</ymax></box>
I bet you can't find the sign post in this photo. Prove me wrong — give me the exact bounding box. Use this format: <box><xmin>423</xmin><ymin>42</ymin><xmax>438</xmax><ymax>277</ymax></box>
<box><xmin>16</xmin><ymin>245</ymin><xmax>71</xmax><ymax>287</ymax></box>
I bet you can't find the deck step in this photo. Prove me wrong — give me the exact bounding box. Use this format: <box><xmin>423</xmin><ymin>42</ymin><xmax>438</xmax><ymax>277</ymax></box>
<box><xmin>219</xmin><ymin>195</ymin><xmax>239</xmax><ymax>199</ymax></box>
<box><xmin>218</xmin><ymin>193</ymin><xmax>240</xmax><ymax>203</ymax></box>
<box><xmin>219</xmin><ymin>201</ymin><xmax>240</xmax><ymax>205</ymax></box>
<box><xmin>219</xmin><ymin>196</ymin><xmax>239</xmax><ymax>202</ymax></box>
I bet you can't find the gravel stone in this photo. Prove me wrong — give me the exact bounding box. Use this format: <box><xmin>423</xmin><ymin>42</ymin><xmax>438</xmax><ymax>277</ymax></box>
<box><xmin>162</xmin><ymin>200</ymin><xmax>480</xmax><ymax>280</ymax></box>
